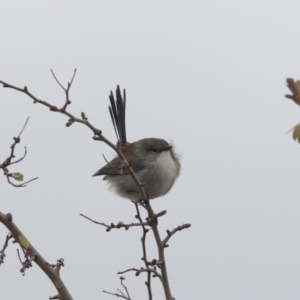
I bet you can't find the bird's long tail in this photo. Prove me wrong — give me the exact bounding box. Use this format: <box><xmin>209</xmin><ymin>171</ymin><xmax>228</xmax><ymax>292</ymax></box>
<box><xmin>109</xmin><ymin>85</ymin><xmax>127</xmax><ymax>144</ymax></box>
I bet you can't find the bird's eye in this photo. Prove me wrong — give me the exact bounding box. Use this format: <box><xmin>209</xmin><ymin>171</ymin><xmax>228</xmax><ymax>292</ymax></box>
<box><xmin>152</xmin><ymin>148</ymin><xmax>159</xmax><ymax>153</ymax></box>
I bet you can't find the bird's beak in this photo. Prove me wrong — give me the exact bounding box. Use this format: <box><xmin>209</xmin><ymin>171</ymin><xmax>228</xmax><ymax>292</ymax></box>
<box><xmin>161</xmin><ymin>145</ymin><xmax>173</xmax><ymax>152</ymax></box>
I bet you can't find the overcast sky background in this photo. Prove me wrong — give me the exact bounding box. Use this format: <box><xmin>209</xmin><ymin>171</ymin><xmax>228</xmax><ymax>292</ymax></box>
<box><xmin>1</xmin><ymin>0</ymin><xmax>300</xmax><ymax>299</ymax></box>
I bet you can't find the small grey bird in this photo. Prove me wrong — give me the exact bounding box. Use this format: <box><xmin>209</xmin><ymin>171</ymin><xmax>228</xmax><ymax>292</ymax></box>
<box><xmin>93</xmin><ymin>86</ymin><xmax>180</xmax><ymax>201</ymax></box>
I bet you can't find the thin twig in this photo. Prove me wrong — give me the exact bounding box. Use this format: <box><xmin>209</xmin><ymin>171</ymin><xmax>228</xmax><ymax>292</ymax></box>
<box><xmin>1</xmin><ymin>118</ymin><xmax>38</xmax><ymax>187</ymax></box>
<box><xmin>50</xmin><ymin>70</ymin><xmax>66</xmax><ymax>91</ymax></box>
<box><xmin>5</xmin><ymin>174</ymin><xmax>38</xmax><ymax>188</ymax></box>
<box><xmin>118</xmin><ymin>267</ymin><xmax>162</xmax><ymax>280</ymax></box>
<box><xmin>162</xmin><ymin>224</ymin><xmax>191</xmax><ymax>247</ymax></box>
<box><xmin>120</xmin><ymin>277</ymin><xmax>131</xmax><ymax>299</ymax></box>
<box><xmin>51</xmin><ymin>69</ymin><xmax>76</xmax><ymax>112</ymax></box>
<box><xmin>103</xmin><ymin>290</ymin><xmax>130</xmax><ymax>299</ymax></box>
<box><xmin>68</xmin><ymin>69</ymin><xmax>77</xmax><ymax>88</ymax></box>
<box><xmin>103</xmin><ymin>277</ymin><xmax>131</xmax><ymax>300</ymax></box>
<box><xmin>0</xmin><ymin>233</ymin><xmax>13</xmax><ymax>265</ymax></box>
<box><xmin>17</xmin><ymin>117</ymin><xmax>29</xmax><ymax>138</ymax></box>
<box><xmin>133</xmin><ymin>202</ymin><xmax>153</xmax><ymax>299</ymax></box>
<box><xmin>80</xmin><ymin>213</ymin><xmax>149</xmax><ymax>231</ymax></box>
<box><xmin>8</xmin><ymin>146</ymin><xmax>27</xmax><ymax>166</ymax></box>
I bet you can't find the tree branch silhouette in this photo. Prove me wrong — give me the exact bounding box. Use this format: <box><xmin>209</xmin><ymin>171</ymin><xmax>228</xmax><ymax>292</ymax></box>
<box><xmin>0</xmin><ymin>117</ymin><xmax>38</xmax><ymax>187</ymax></box>
<box><xmin>0</xmin><ymin>212</ymin><xmax>74</xmax><ymax>300</ymax></box>
<box><xmin>0</xmin><ymin>70</ymin><xmax>190</xmax><ymax>300</ymax></box>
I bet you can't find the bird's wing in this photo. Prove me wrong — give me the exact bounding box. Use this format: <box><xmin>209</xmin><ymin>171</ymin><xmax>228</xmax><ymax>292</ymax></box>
<box><xmin>93</xmin><ymin>156</ymin><xmax>144</xmax><ymax>177</ymax></box>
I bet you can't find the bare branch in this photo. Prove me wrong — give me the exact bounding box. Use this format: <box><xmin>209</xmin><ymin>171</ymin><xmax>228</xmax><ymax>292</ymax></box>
<box><xmin>5</xmin><ymin>174</ymin><xmax>38</xmax><ymax>188</ymax></box>
<box><xmin>0</xmin><ymin>76</ymin><xmax>151</xmax><ymax>201</ymax></box>
<box><xmin>1</xmin><ymin>118</ymin><xmax>38</xmax><ymax>187</ymax></box>
<box><xmin>118</xmin><ymin>267</ymin><xmax>162</xmax><ymax>280</ymax></box>
<box><xmin>103</xmin><ymin>290</ymin><xmax>130</xmax><ymax>299</ymax></box>
<box><xmin>103</xmin><ymin>276</ymin><xmax>132</xmax><ymax>300</ymax></box>
<box><xmin>120</xmin><ymin>277</ymin><xmax>131</xmax><ymax>299</ymax></box>
<box><xmin>47</xmin><ymin>258</ymin><xmax>65</xmax><ymax>274</ymax></box>
<box><xmin>0</xmin><ymin>233</ymin><xmax>13</xmax><ymax>266</ymax></box>
<box><xmin>0</xmin><ymin>73</ymin><xmax>187</xmax><ymax>300</ymax></box>
<box><xmin>50</xmin><ymin>69</ymin><xmax>77</xmax><ymax>111</ymax></box>
<box><xmin>68</xmin><ymin>69</ymin><xmax>77</xmax><ymax>88</ymax></box>
<box><xmin>132</xmin><ymin>202</ymin><xmax>153</xmax><ymax>299</ymax></box>
<box><xmin>0</xmin><ymin>212</ymin><xmax>73</xmax><ymax>300</ymax></box>
<box><xmin>8</xmin><ymin>146</ymin><xmax>27</xmax><ymax>166</ymax></box>
<box><xmin>80</xmin><ymin>213</ymin><xmax>149</xmax><ymax>231</ymax></box>
<box><xmin>162</xmin><ymin>224</ymin><xmax>191</xmax><ymax>247</ymax></box>
<box><xmin>17</xmin><ymin>117</ymin><xmax>29</xmax><ymax>138</ymax></box>
<box><xmin>51</xmin><ymin>70</ymin><xmax>67</xmax><ymax>92</ymax></box>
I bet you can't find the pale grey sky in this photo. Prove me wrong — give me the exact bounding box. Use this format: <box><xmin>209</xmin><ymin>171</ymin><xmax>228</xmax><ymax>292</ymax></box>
<box><xmin>1</xmin><ymin>0</ymin><xmax>300</xmax><ymax>299</ymax></box>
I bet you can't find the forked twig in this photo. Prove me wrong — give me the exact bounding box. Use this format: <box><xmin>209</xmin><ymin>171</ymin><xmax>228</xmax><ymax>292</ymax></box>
<box><xmin>0</xmin><ymin>71</ymin><xmax>191</xmax><ymax>300</ymax></box>
<box><xmin>103</xmin><ymin>277</ymin><xmax>132</xmax><ymax>300</ymax></box>
<box><xmin>0</xmin><ymin>233</ymin><xmax>13</xmax><ymax>266</ymax></box>
<box><xmin>1</xmin><ymin>117</ymin><xmax>38</xmax><ymax>187</ymax></box>
<box><xmin>80</xmin><ymin>213</ymin><xmax>149</xmax><ymax>232</ymax></box>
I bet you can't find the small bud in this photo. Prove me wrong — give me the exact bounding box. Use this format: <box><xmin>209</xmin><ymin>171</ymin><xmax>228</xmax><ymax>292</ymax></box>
<box><xmin>12</xmin><ymin>173</ymin><xmax>24</xmax><ymax>181</ymax></box>
<box><xmin>66</xmin><ymin>119</ymin><xmax>73</xmax><ymax>127</ymax></box>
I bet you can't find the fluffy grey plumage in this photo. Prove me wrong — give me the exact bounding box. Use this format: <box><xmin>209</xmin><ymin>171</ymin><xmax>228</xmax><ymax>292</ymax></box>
<box><xmin>93</xmin><ymin>86</ymin><xmax>181</xmax><ymax>201</ymax></box>
<box><xmin>93</xmin><ymin>138</ymin><xmax>180</xmax><ymax>201</ymax></box>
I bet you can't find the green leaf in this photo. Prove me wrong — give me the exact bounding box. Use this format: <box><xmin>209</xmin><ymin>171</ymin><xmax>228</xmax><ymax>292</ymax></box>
<box><xmin>12</xmin><ymin>173</ymin><xmax>24</xmax><ymax>181</ymax></box>
<box><xmin>19</xmin><ymin>235</ymin><xmax>30</xmax><ymax>249</ymax></box>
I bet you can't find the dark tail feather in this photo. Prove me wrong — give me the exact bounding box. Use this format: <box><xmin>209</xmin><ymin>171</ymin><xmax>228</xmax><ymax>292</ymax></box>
<box><xmin>109</xmin><ymin>85</ymin><xmax>127</xmax><ymax>144</ymax></box>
